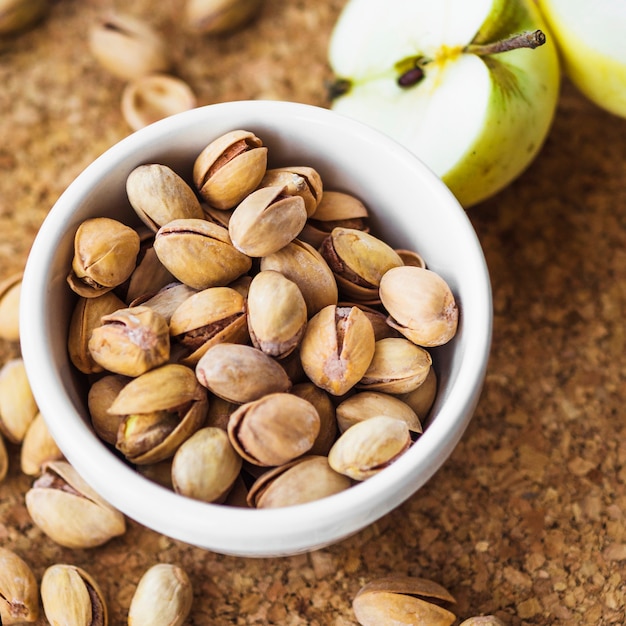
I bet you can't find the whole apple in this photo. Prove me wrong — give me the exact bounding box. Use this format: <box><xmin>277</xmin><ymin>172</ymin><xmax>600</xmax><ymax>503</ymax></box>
<box><xmin>328</xmin><ymin>0</ymin><xmax>561</xmax><ymax>208</ymax></box>
<box><xmin>536</xmin><ymin>0</ymin><xmax>626</xmax><ymax>118</ymax></box>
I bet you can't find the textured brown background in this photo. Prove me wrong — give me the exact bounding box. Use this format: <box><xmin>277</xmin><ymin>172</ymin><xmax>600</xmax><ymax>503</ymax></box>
<box><xmin>1</xmin><ymin>1</ymin><xmax>626</xmax><ymax>624</ymax></box>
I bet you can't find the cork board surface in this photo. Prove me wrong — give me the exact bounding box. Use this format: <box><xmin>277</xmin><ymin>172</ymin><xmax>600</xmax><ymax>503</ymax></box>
<box><xmin>1</xmin><ymin>1</ymin><xmax>626</xmax><ymax>624</ymax></box>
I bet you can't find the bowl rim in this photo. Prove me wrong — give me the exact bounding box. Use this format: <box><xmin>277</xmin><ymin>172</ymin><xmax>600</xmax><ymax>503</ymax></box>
<box><xmin>20</xmin><ymin>100</ymin><xmax>492</xmax><ymax>556</ymax></box>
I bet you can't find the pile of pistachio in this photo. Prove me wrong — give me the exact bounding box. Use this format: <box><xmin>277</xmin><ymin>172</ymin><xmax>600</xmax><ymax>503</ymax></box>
<box><xmin>66</xmin><ymin>128</ymin><xmax>459</xmax><ymax>510</ymax></box>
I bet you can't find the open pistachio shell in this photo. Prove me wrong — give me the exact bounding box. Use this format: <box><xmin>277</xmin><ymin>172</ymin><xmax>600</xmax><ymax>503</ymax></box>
<box><xmin>259</xmin><ymin>166</ymin><xmax>323</xmax><ymax>217</ymax></box>
<box><xmin>25</xmin><ymin>460</ymin><xmax>126</xmax><ymax>548</ymax></box>
<box><xmin>0</xmin><ymin>547</ymin><xmax>39</xmax><ymax>624</ymax></box>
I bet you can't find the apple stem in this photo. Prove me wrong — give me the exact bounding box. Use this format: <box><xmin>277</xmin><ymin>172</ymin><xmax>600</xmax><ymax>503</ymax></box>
<box><xmin>465</xmin><ymin>29</ymin><xmax>546</xmax><ymax>56</ymax></box>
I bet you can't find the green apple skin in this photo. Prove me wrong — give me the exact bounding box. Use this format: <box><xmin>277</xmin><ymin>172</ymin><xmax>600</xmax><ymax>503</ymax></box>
<box><xmin>536</xmin><ymin>0</ymin><xmax>626</xmax><ymax>118</ymax></box>
<box><xmin>328</xmin><ymin>0</ymin><xmax>561</xmax><ymax>208</ymax></box>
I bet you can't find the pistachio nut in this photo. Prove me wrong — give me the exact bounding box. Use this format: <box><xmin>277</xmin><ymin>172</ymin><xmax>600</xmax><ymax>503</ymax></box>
<box><xmin>248</xmin><ymin>455</ymin><xmax>351</xmax><ymax>508</ymax></box>
<box><xmin>336</xmin><ymin>391</ymin><xmax>422</xmax><ymax>434</ymax></box>
<box><xmin>109</xmin><ymin>364</ymin><xmax>208</xmax><ymax>465</ymax></box>
<box><xmin>67</xmin><ymin>217</ymin><xmax>140</xmax><ymax>298</ymax></box>
<box><xmin>41</xmin><ymin>564</ymin><xmax>108</xmax><ymax>626</ymax></box>
<box><xmin>88</xmin><ymin>13</ymin><xmax>171</xmax><ymax>81</ymax></box>
<box><xmin>126</xmin><ymin>164</ymin><xmax>204</xmax><ymax>233</ymax></box>
<box><xmin>353</xmin><ymin>575</ymin><xmax>456</xmax><ymax>626</ymax></box>
<box><xmin>87</xmin><ymin>374</ymin><xmax>130</xmax><ymax>445</ymax></box>
<box><xmin>20</xmin><ymin>412</ymin><xmax>64</xmax><ymax>476</ymax></box>
<box><xmin>122</xmin><ymin>238</ymin><xmax>175</xmax><ymax>305</ymax></box>
<box><xmin>130</xmin><ymin>281</ymin><xmax>198</xmax><ymax>323</ymax></box>
<box><xmin>398</xmin><ymin>367</ymin><xmax>438</xmax><ymax>422</ymax></box>
<box><xmin>320</xmin><ymin>227</ymin><xmax>403</xmax><ymax>303</ymax></box>
<box><xmin>68</xmin><ymin>291</ymin><xmax>126</xmax><ymax>375</ymax></box>
<box><xmin>0</xmin><ymin>432</ymin><xmax>7</xmax><ymax>482</ymax></box>
<box><xmin>88</xmin><ymin>305</ymin><xmax>170</xmax><ymax>377</ymax></box>
<box><xmin>154</xmin><ymin>218</ymin><xmax>252</xmax><ymax>290</ymax></box>
<box><xmin>299</xmin><ymin>304</ymin><xmax>375</xmax><ymax>396</ymax></box>
<box><xmin>246</xmin><ymin>270</ymin><xmax>307</xmax><ymax>359</ymax></box>
<box><xmin>357</xmin><ymin>337</ymin><xmax>432</xmax><ymax>395</ymax></box>
<box><xmin>169</xmin><ymin>286</ymin><xmax>248</xmax><ymax>366</ymax></box>
<box><xmin>0</xmin><ymin>358</ymin><xmax>38</xmax><ymax>443</ymax></box>
<box><xmin>299</xmin><ymin>190</ymin><xmax>369</xmax><ymax>248</ymax></box>
<box><xmin>260</xmin><ymin>238</ymin><xmax>338</xmax><ymax>317</ymax></box>
<box><xmin>121</xmin><ymin>74</ymin><xmax>197</xmax><ymax>132</ymax></box>
<box><xmin>259</xmin><ymin>166</ymin><xmax>323</xmax><ymax>217</ymax></box>
<box><xmin>171</xmin><ymin>426</ymin><xmax>242</xmax><ymax>503</ymax></box>
<box><xmin>291</xmin><ymin>382</ymin><xmax>337</xmax><ymax>456</ymax></box>
<box><xmin>0</xmin><ymin>0</ymin><xmax>48</xmax><ymax>36</ymax></box>
<box><xmin>196</xmin><ymin>343</ymin><xmax>291</xmax><ymax>404</ymax></box>
<box><xmin>0</xmin><ymin>271</ymin><xmax>22</xmax><ymax>341</ymax></box>
<box><xmin>228</xmin><ymin>184</ymin><xmax>308</xmax><ymax>257</ymax></box>
<box><xmin>185</xmin><ymin>0</ymin><xmax>264</xmax><ymax>35</ymax></box>
<box><xmin>25</xmin><ymin>460</ymin><xmax>126</xmax><ymax>548</ymax></box>
<box><xmin>227</xmin><ymin>392</ymin><xmax>320</xmax><ymax>466</ymax></box>
<box><xmin>0</xmin><ymin>547</ymin><xmax>39</xmax><ymax>624</ymax></box>
<box><xmin>128</xmin><ymin>563</ymin><xmax>193</xmax><ymax>626</ymax></box>
<box><xmin>460</xmin><ymin>617</ymin><xmax>506</xmax><ymax>626</ymax></box>
<box><xmin>328</xmin><ymin>415</ymin><xmax>410</xmax><ymax>481</ymax></box>
<box><xmin>193</xmin><ymin>129</ymin><xmax>268</xmax><ymax>209</ymax></box>
<box><xmin>379</xmin><ymin>266</ymin><xmax>458</xmax><ymax>347</ymax></box>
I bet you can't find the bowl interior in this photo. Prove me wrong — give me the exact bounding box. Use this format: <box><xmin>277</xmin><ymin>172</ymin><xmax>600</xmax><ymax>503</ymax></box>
<box><xmin>21</xmin><ymin>101</ymin><xmax>492</xmax><ymax>557</ymax></box>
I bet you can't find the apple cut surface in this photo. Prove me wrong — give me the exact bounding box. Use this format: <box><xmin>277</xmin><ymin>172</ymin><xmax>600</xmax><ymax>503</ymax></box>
<box><xmin>537</xmin><ymin>0</ymin><xmax>626</xmax><ymax>118</ymax></box>
<box><xmin>329</xmin><ymin>0</ymin><xmax>560</xmax><ymax>208</ymax></box>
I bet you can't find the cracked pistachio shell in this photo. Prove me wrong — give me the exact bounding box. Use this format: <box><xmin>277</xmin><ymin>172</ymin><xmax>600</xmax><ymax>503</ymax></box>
<box><xmin>260</xmin><ymin>239</ymin><xmax>338</xmax><ymax>317</ymax></box>
<box><xmin>0</xmin><ymin>358</ymin><xmax>38</xmax><ymax>443</ymax></box>
<box><xmin>20</xmin><ymin>412</ymin><xmax>63</xmax><ymax>476</ymax></box>
<box><xmin>380</xmin><ymin>266</ymin><xmax>458</xmax><ymax>347</ymax></box>
<box><xmin>88</xmin><ymin>13</ymin><xmax>171</xmax><ymax>81</ymax></box>
<box><xmin>0</xmin><ymin>271</ymin><xmax>22</xmax><ymax>341</ymax></box>
<box><xmin>299</xmin><ymin>305</ymin><xmax>375</xmax><ymax>396</ymax></box>
<box><xmin>67</xmin><ymin>217</ymin><xmax>141</xmax><ymax>298</ymax></box>
<box><xmin>154</xmin><ymin>218</ymin><xmax>252</xmax><ymax>290</ymax></box>
<box><xmin>353</xmin><ymin>575</ymin><xmax>456</xmax><ymax>626</ymax></box>
<box><xmin>357</xmin><ymin>337</ymin><xmax>432</xmax><ymax>395</ymax></box>
<box><xmin>88</xmin><ymin>305</ymin><xmax>170</xmax><ymax>377</ymax></box>
<box><xmin>87</xmin><ymin>374</ymin><xmax>130</xmax><ymax>445</ymax></box>
<box><xmin>185</xmin><ymin>0</ymin><xmax>264</xmax><ymax>35</ymax></box>
<box><xmin>193</xmin><ymin>130</ymin><xmax>267</xmax><ymax>209</ymax></box>
<box><xmin>121</xmin><ymin>74</ymin><xmax>197</xmax><ymax>132</ymax></box>
<box><xmin>320</xmin><ymin>227</ymin><xmax>403</xmax><ymax>303</ymax></box>
<box><xmin>25</xmin><ymin>460</ymin><xmax>126</xmax><ymax>548</ymax></box>
<box><xmin>260</xmin><ymin>166</ymin><xmax>323</xmax><ymax>217</ymax></box>
<box><xmin>109</xmin><ymin>364</ymin><xmax>208</xmax><ymax>465</ymax></box>
<box><xmin>128</xmin><ymin>563</ymin><xmax>193</xmax><ymax>626</ymax></box>
<box><xmin>336</xmin><ymin>391</ymin><xmax>422</xmax><ymax>434</ymax></box>
<box><xmin>0</xmin><ymin>433</ymin><xmax>7</xmax><ymax>482</ymax></box>
<box><xmin>130</xmin><ymin>281</ymin><xmax>198</xmax><ymax>323</ymax></box>
<box><xmin>0</xmin><ymin>547</ymin><xmax>39</xmax><ymax>624</ymax></box>
<box><xmin>291</xmin><ymin>382</ymin><xmax>337</xmax><ymax>456</ymax></box>
<box><xmin>227</xmin><ymin>392</ymin><xmax>320</xmax><ymax>466</ymax></box>
<box><xmin>398</xmin><ymin>367</ymin><xmax>438</xmax><ymax>422</ymax></box>
<box><xmin>169</xmin><ymin>286</ymin><xmax>248</xmax><ymax>366</ymax></box>
<box><xmin>196</xmin><ymin>343</ymin><xmax>291</xmax><ymax>404</ymax></box>
<box><xmin>299</xmin><ymin>190</ymin><xmax>369</xmax><ymax>248</ymax></box>
<box><xmin>127</xmin><ymin>164</ymin><xmax>204</xmax><ymax>233</ymax></box>
<box><xmin>172</xmin><ymin>426</ymin><xmax>242</xmax><ymax>503</ymax></box>
<box><xmin>328</xmin><ymin>415</ymin><xmax>410</xmax><ymax>481</ymax></box>
<box><xmin>41</xmin><ymin>564</ymin><xmax>107</xmax><ymax>626</ymax></box>
<box><xmin>248</xmin><ymin>455</ymin><xmax>350</xmax><ymax>508</ymax></box>
<box><xmin>68</xmin><ymin>291</ymin><xmax>126</xmax><ymax>375</ymax></box>
<box><xmin>0</xmin><ymin>0</ymin><xmax>48</xmax><ymax>36</ymax></box>
<box><xmin>247</xmin><ymin>270</ymin><xmax>307</xmax><ymax>359</ymax></box>
<box><xmin>229</xmin><ymin>184</ymin><xmax>308</xmax><ymax>257</ymax></box>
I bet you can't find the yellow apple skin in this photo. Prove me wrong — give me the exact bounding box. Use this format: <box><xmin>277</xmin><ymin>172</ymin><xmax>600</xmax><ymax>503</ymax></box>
<box><xmin>537</xmin><ymin>0</ymin><xmax>626</xmax><ymax>118</ymax></box>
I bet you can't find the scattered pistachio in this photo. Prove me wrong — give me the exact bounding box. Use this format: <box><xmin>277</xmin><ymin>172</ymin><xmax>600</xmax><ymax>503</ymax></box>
<box><xmin>184</xmin><ymin>0</ymin><xmax>264</xmax><ymax>35</ymax></box>
<box><xmin>0</xmin><ymin>271</ymin><xmax>22</xmax><ymax>341</ymax></box>
<box><xmin>0</xmin><ymin>358</ymin><xmax>38</xmax><ymax>444</ymax></box>
<box><xmin>0</xmin><ymin>547</ymin><xmax>39</xmax><ymax>624</ymax></box>
<box><xmin>20</xmin><ymin>412</ymin><xmax>63</xmax><ymax>476</ymax></box>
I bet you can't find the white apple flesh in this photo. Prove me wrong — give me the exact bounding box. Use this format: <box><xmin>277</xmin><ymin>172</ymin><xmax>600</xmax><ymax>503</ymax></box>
<box><xmin>536</xmin><ymin>0</ymin><xmax>626</xmax><ymax>118</ymax></box>
<box><xmin>328</xmin><ymin>0</ymin><xmax>561</xmax><ymax>208</ymax></box>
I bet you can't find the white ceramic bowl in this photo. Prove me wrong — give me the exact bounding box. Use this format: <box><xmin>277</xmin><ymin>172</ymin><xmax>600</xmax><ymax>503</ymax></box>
<box><xmin>20</xmin><ymin>100</ymin><xmax>492</xmax><ymax>557</ymax></box>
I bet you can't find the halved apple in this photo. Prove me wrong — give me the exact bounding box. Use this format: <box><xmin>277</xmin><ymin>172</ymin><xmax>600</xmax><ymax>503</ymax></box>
<box><xmin>328</xmin><ymin>0</ymin><xmax>561</xmax><ymax>208</ymax></box>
